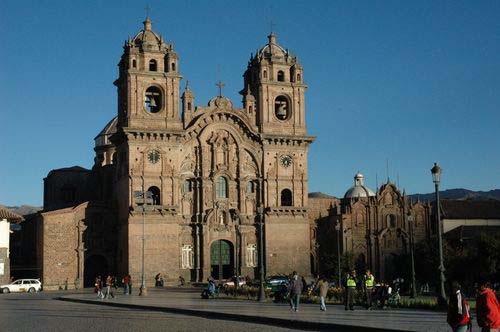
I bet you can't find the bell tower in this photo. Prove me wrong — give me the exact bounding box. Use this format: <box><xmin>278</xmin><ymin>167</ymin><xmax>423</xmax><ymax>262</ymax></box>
<box><xmin>115</xmin><ymin>17</ymin><xmax>182</xmax><ymax>130</ymax></box>
<box><xmin>241</xmin><ymin>33</ymin><xmax>306</xmax><ymax>136</ymax></box>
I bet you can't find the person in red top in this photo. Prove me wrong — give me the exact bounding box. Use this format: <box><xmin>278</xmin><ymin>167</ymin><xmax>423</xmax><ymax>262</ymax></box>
<box><xmin>476</xmin><ymin>279</ymin><xmax>500</xmax><ymax>332</ymax></box>
<box><xmin>447</xmin><ymin>281</ymin><xmax>471</xmax><ymax>332</ymax></box>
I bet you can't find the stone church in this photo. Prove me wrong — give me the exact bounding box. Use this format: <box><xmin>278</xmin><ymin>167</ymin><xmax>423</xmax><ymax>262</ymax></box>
<box><xmin>310</xmin><ymin>173</ymin><xmax>432</xmax><ymax>281</ymax></box>
<box><xmin>20</xmin><ymin>18</ymin><xmax>435</xmax><ymax>290</ymax></box>
<box><xmin>35</xmin><ymin>18</ymin><xmax>314</xmax><ymax>289</ymax></box>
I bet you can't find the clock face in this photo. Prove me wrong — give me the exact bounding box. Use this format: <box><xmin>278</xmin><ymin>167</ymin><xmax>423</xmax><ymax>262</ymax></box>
<box><xmin>148</xmin><ymin>150</ymin><xmax>160</xmax><ymax>164</ymax></box>
<box><xmin>280</xmin><ymin>155</ymin><xmax>293</xmax><ymax>168</ymax></box>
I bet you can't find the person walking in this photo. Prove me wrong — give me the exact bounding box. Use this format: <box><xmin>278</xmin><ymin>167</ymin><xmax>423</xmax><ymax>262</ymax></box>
<box><xmin>364</xmin><ymin>270</ymin><xmax>375</xmax><ymax>310</ymax></box>
<box><xmin>315</xmin><ymin>276</ymin><xmax>329</xmax><ymax>311</ymax></box>
<box><xmin>105</xmin><ymin>275</ymin><xmax>115</xmax><ymax>299</ymax></box>
<box><xmin>476</xmin><ymin>279</ymin><xmax>500</xmax><ymax>332</ymax></box>
<box><xmin>447</xmin><ymin>281</ymin><xmax>471</xmax><ymax>332</ymax></box>
<box><xmin>123</xmin><ymin>274</ymin><xmax>131</xmax><ymax>295</ymax></box>
<box><xmin>345</xmin><ymin>270</ymin><xmax>357</xmax><ymax>311</ymax></box>
<box><xmin>288</xmin><ymin>271</ymin><xmax>303</xmax><ymax>312</ymax></box>
<box><xmin>96</xmin><ymin>276</ymin><xmax>104</xmax><ymax>299</ymax></box>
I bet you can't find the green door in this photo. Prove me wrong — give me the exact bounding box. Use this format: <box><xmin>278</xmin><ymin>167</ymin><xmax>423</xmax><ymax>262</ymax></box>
<box><xmin>210</xmin><ymin>240</ymin><xmax>234</xmax><ymax>280</ymax></box>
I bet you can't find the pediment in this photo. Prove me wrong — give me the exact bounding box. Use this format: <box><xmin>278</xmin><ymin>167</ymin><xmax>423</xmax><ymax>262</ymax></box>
<box><xmin>183</xmin><ymin>109</ymin><xmax>260</xmax><ymax>144</ymax></box>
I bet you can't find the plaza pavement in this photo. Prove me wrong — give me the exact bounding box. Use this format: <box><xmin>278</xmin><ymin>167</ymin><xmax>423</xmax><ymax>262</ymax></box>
<box><xmin>58</xmin><ymin>288</ymin><xmax>449</xmax><ymax>332</ymax></box>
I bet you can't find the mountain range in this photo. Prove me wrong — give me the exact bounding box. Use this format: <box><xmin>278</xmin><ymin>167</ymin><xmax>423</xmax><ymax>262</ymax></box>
<box><xmin>0</xmin><ymin>205</ymin><xmax>42</xmax><ymax>216</ymax></box>
<box><xmin>408</xmin><ymin>188</ymin><xmax>500</xmax><ymax>202</ymax></box>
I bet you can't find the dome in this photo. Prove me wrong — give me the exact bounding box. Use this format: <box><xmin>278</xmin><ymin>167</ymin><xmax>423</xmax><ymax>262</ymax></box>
<box><xmin>94</xmin><ymin>116</ymin><xmax>117</xmax><ymax>148</ymax></box>
<box><xmin>258</xmin><ymin>33</ymin><xmax>288</xmax><ymax>59</ymax></box>
<box><xmin>344</xmin><ymin>172</ymin><xmax>376</xmax><ymax>198</ymax></box>
<box><xmin>131</xmin><ymin>18</ymin><xmax>166</xmax><ymax>50</ymax></box>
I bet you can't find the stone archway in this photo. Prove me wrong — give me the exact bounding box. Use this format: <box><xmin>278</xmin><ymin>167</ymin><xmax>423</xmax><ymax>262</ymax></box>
<box><xmin>210</xmin><ymin>240</ymin><xmax>234</xmax><ymax>280</ymax></box>
<box><xmin>84</xmin><ymin>255</ymin><xmax>108</xmax><ymax>287</ymax></box>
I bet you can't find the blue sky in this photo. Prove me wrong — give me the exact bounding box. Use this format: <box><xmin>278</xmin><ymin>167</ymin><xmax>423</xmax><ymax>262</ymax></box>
<box><xmin>1</xmin><ymin>0</ymin><xmax>499</xmax><ymax>206</ymax></box>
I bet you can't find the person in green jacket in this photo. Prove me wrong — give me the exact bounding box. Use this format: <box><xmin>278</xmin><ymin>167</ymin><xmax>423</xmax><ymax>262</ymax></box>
<box><xmin>364</xmin><ymin>270</ymin><xmax>375</xmax><ymax>310</ymax></box>
<box><xmin>345</xmin><ymin>270</ymin><xmax>357</xmax><ymax>310</ymax></box>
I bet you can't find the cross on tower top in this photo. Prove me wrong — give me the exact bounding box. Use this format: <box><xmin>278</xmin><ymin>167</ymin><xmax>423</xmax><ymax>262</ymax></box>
<box><xmin>145</xmin><ymin>4</ymin><xmax>152</xmax><ymax>19</ymax></box>
<box><xmin>270</xmin><ymin>19</ymin><xmax>276</xmax><ymax>34</ymax></box>
<box><xmin>215</xmin><ymin>80</ymin><xmax>225</xmax><ymax>97</ymax></box>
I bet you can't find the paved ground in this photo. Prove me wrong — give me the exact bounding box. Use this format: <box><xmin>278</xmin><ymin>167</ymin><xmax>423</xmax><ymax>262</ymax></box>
<box><xmin>59</xmin><ymin>287</ymin><xmax>450</xmax><ymax>332</ymax></box>
<box><xmin>0</xmin><ymin>290</ymin><xmax>305</xmax><ymax>332</ymax></box>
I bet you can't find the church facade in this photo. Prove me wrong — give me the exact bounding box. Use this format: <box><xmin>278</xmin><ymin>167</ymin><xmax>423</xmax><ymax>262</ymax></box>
<box><xmin>310</xmin><ymin>173</ymin><xmax>432</xmax><ymax>281</ymax></box>
<box><xmin>36</xmin><ymin>18</ymin><xmax>314</xmax><ymax>289</ymax></box>
<box><xmin>23</xmin><ymin>19</ymin><xmax>435</xmax><ymax>290</ymax></box>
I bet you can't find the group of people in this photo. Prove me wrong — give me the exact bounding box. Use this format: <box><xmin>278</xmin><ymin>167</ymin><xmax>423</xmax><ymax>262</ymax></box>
<box><xmin>343</xmin><ymin>269</ymin><xmax>399</xmax><ymax>311</ymax></box>
<box><xmin>94</xmin><ymin>275</ymin><xmax>118</xmax><ymax>299</ymax></box>
<box><xmin>94</xmin><ymin>274</ymin><xmax>132</xmax><ymax>298</ymax></box>
<box><xmin>447</xmin><ymin>279</ymin><xmax>500</xmax><ymax>332</ymax></box>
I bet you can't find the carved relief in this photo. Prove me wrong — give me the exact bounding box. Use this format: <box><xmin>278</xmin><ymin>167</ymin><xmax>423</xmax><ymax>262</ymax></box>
<box><xmin>241</xmin><ymin>149</ymin><xmax>258</xmax><ymax>177</ymax></box>
<box><xmin>180</xmin><ymin>152</ymin><xmax>195</xmax><ymax>175</ymax></box>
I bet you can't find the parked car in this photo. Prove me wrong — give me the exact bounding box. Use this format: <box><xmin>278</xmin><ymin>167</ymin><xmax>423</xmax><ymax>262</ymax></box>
<box><xmin>221</xmin><ymin>276</ymin><xmax>247</xmax><ymax>287</ymax></box>
<box><xmin>265</xmin><ymin>275</ymin><xmax>289</xmax><ymax>292</ymax></box>
<box><xmin>1</xmin><ymin>279</ymin><xmax>42</xmax><ymax>293</ymax></box>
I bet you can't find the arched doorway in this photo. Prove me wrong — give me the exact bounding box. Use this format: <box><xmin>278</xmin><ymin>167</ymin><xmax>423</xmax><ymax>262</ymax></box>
<box><xmin>84</xmin><ymin>255</ymin><xmax>108</xmax><ymax>287</ymax></box>
<box><xmin>210</xmin><ymin>240</ymin><xmax>234</xmax><ymax>280</ymax></box>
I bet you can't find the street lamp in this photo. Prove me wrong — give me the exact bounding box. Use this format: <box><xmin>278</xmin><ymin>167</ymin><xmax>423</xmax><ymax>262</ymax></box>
<box><xmin>138</xmin><ymin>189</ymin><xmax>152</xmax><ymax>296</ymax></box>
<box><xmin>257</xmin><ymin>205</ymin><xmax>266</xmax><ymax>302</ymax></box>
<box><xmin>431</xmin><ymin>162</ymin><xmax>446</xmax><ymax>304</ymax></box>
<box><xmin>335</xmin><ymin>221</ymin><xmax>341</xmax><ymax>288</ymax></box>
<box><xmin>407</xmin><ymin>212</ymin><xmax>417</xmax><ymax>299</ymax></box>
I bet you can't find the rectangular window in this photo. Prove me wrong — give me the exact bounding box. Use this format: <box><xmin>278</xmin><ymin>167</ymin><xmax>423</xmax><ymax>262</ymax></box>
<box><xmin>246</xmin><ymin>244</ymin><xmax>257</xmax><ymax>267</ymax></box>
<box><xmin>181</xmin><ymin>244</ymin><xmax>194</xmax><ymax>269</ymax></box>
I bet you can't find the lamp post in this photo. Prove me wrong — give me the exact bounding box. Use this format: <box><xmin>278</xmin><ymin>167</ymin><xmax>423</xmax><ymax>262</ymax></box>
<box><xmin>139</xmin><ymin>189</ymin><xmax>152</xmax><ymax>296</ymax></box>
<box><xmin>257</xmin><ymin>205</ymin><xmax>266</xmax><ymax>302</ymax></box>
<box><xmin>335</xmin><ymin>221</ymin><xmax>341</xmax><ymax>288</ymax></box>
<box><xmin>431</xmin><ymin>162</ymin><xmax>446</xmax><ymax>304</ymax></box>
<box><xmin>407</xmin><ymin>212</ymin><xmax>417</xmax><ymax>299</ymax></box>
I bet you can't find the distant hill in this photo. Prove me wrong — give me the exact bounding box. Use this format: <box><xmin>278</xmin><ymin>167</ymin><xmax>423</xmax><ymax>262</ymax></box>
<box><xmin>409</xmin><ymin>189</ymin><xmax>500</xmax><ymax>202</ymax></box>
<box><xmin>0</xmin><ymin>204</ymin><xmax>42</xmax><ymax>216</ymax></box>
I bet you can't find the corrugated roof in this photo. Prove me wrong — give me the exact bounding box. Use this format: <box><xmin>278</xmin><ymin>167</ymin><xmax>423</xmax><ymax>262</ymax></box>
<box><xmin>0</xmin><ymin>207</ymin><xmax>24</xmax><ymax>222</ymax></box>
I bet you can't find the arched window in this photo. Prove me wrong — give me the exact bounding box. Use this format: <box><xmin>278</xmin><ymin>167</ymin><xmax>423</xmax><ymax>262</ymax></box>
<box><xmin>132</xmin><ymin>59</ymin><xmax>137</xmax><ymax>68</ymax></box>
<box><xmin>247</xmin><ymin>181</ymin><xmax>255</xmax><ymax>193</ymax></box>
<box><xmin>148</xmin><ymin>186</ymin><xmax>161</xmax><ymax>205</ymax></box>
<box><xmin>187</xmin><ymin>102</ymin><xmax>192</xmax><ymax>111</ymax></box>
<box><xmin>387</xmin><ymin>214</ymin><xmax>396</xmax><ymax>228</ymax></box>
<box><xmin>149</xmin><ymin>59</ymin><xmax>157</xmax><ymax>71</ymax></box>
<box><xmin>249</xmin><ymin>106</ymin><xmax>253</xmax><ymax>114</ymax></box>
<box><xmin>145</xmin><ymin>86</ymin><xmax>162</xmax><ymax>113</ymax></box>
<box><xmin>216</xmin><ymin>176</ymin><xmax>228</xmax><ymax>198</ymax></box>
<box><xmin>183</xmin><ymin>180</ymin><xmax>192</xmax><ymax>193</ymax></box>
<box><xmin>281</xmin><ymin>189</ymin><xmax>292</xmax><ymax>206</ymax></box>
<box><xmin>277</xmin><ymin>70</ymin><xmax>285</xmax><ymax>82</ymax></box>
<box><xmin>171</xmin><ymin>62</ymin><xmax>176</xmax><ymax>71</ymax></box>
<box><xmin>274</xmin><ymin>95</ymin><xmax>289</xmax><ymax>120</ymax></box>
<box><xmin>263</xmin><ymin>70</ymin><xmax>267</xmax><ymax>79</ymax></box>
<box><xmin>297</xmin><ymin>73</ymin><xmax>301</xmax><ymax>82</ymax></box>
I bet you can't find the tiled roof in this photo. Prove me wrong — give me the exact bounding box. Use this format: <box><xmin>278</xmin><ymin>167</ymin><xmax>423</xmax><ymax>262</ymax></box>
<box><xmin>0</xmin><ymin>207</ymin><xmax>24</xmax><ymax>222</ymax></box>
<box><xmin>440</xmin><ymin>199</ymin><xmax>500</xmax><ymax>219</ymax></box>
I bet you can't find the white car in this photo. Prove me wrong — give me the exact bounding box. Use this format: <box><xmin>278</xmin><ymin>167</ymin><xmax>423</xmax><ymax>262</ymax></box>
<box><xmin>1</xmin><ymin>279</ymin><xmax>42</xmax><ymax>293</ymax></box>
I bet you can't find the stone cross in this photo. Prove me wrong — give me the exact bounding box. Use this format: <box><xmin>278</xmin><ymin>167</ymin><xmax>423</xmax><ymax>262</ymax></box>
<box><xmin>215</xmin><ymin>80</ymin><xmax>225</xmax><ymax>97</ymax></box>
